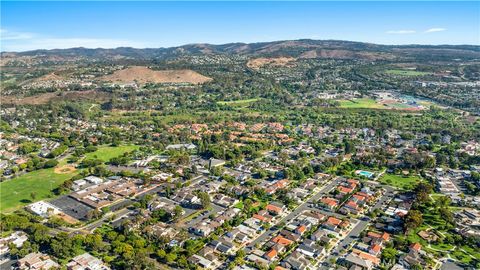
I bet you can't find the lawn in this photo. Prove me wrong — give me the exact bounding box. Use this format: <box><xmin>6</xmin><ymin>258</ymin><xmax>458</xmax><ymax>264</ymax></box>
<box><xmin>234</xmin><ymin>201</ymin><xmax>244</xmax><ymax>209</ymax></box>
<box><xmin>337</xmin><ymin>98</ymin><xmax>386</xmax><ymax>109</ymax></box>
<box><xmin>0</xmin><ymin>168</ymin><xmax>78</xmax><ymax>213</ymax></box>
<box><xmin>385</xmin><ymin>69</ymin><xmax>430</xmax><ymax>76</ymax></box>
<box><xmin>84</xmin><ymin>145</ymin><xmax>139</xmax><ymax>162</ymax></box>
<box><xmin>216</xmin><ymin>98</ymin><xmax>261</xmax><ymax>106</ymax></box>
<box><xmin>379</xmin><ymin>173</ymin><xmax>421</xmax><ymax>190</ymax></box>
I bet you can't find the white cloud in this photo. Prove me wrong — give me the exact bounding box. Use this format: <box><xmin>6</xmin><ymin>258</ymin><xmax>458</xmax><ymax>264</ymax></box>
<box><xmin>425</xmin><ymin>28</ymin><xmax>447</xmax><ymax>33</ymax></box>
<box><xmin>0</xmin><ymin>28</ymin><xmax>35</xmax><ymax>40</ymax></box>
<box><xmin>386</xmin><ymin>30</ymin><xmax>416</xmax><ymax>34</ymax></box>
<box><xmin>1</xmin><ymin>28</ymin><xmax>149</xmax><ymax>52</ymax></box>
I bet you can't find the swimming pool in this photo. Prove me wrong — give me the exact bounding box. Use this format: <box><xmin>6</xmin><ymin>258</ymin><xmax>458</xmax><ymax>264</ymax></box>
<box><xmin>356</xmin><ymin>170</ymin><xmax>374</xmax><ymax>178</ymax></box>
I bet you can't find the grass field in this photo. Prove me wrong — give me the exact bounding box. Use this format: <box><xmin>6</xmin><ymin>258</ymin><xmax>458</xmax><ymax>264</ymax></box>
<box><xmin>84</xmin><ymin>145</ymin><xmax>139</xmax><ymax>162</ymax></box>
<box><xmin>216</xmin><ymin>98</ymin><xmax>261</xmax><ymax>106</ymax></box>
<box><xmin>0</xmin><ymin>168</ymin><xmax>78</xmax><ymax>213</ymax></box>
<box><xmin>385</xmin><ymin>69</ymin><xmax>430</xmax><ymax>76</ymax></box>
<box><xmin>338</xmin><ymin>98</ymin><xmax>386</xmax><ymax>109</ymax></box>
<box><xmin>379</xmin><ymin>173</ymin><xmax>421</xmax><ymax>190</ymax></box>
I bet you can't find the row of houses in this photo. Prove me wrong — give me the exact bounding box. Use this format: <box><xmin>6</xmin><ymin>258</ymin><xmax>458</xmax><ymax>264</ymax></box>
<box><xmin>16</xmin><ymin>252</ymin><xmax>109</xmax><ymax>270</ymax></box>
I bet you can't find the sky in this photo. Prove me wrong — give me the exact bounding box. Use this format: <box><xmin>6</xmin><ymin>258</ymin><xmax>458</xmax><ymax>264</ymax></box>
<box><xmin>1</xmin><ymin>1</ymin><xmax>479</xmax><ymax>52</ymax></box>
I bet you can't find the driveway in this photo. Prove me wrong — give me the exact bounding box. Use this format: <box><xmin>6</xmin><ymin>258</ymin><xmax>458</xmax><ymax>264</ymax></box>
<box><xmin>247</xmin><ymin>177</ymin><xmax>341</xmax><ymax>248</ymax></box>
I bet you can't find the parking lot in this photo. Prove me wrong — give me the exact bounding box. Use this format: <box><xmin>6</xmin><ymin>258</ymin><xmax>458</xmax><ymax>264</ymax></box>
<box><xmin>49</xmin><ymin>195</ymin><xmax>94</xmax><ymax>221</ymax></box>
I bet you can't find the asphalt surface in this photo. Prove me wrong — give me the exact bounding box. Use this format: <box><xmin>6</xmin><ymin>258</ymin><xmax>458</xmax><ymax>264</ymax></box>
<box><xmin>247</xmin><ymin>177</ymin><xmax>340</xmax><ymax>248</ymax></box>
<box><xmin>319</xmin><ymin>186</ymin><xmax>394</xmax><ymax>269</ymax></box>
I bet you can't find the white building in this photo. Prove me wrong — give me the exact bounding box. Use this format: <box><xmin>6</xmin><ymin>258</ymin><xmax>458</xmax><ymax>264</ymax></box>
<box><xmin>27</xmin><ymin>201</ymin><xmax>61</xmax><ymax>218</ymax></box>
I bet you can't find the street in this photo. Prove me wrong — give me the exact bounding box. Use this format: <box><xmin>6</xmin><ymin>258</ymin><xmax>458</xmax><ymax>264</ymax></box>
<box><xmin>247</xmin><ymin>177</ymin><xmax>341</xmax><ymax>248</ymax></box>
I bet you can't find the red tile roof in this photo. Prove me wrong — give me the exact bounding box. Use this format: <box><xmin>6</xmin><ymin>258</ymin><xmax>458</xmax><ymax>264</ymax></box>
<box><xmin>410</xmin><ymin>242</ymin><xmax>422</xmax><ymax>251</ymax></box>
<box><xmin>266</xmin><ymin>204</ymin><xmax>283</xmax><ymax>214</ymax></box>
<box><xmin>346</xmin><ymin>201</ymin><xmax>359</xmax><ymax>209</ymax></box>
<box><xmin>272</xmin><ymin>235</ymin><xmax>293</xmax><ymax>246</ymax></box>
<box><xmin>371</xmin><ymin>244</ymin><xmax>382</xmax><ymax>253</ymax></box>
<box><xmin>326</xmin><ymin>217</ymin><xmax>342</xmax><ymax>226</ymax></box>
<box><xmin>253</xmin><ymin>214</ymin><xmax>270</xmax><ymax>222</ymax></box>
<box><xmin>297</xmin><ymin>225</ymin><xmax>307</xmax><ymax>234</ymax></box>
<box><xmin>321</xmin><ymin>197</ymin><xmax>338</xmax><ymax>207</ymax></box>
<box><xmin>354</xmin><ymin>250</ymin><xmax>380</xmax><ymax>265</ymax></box>
<box><xmin>381</xmin><ymin>232</ymin><xmax>390</xmax><ymax>241</ymax></box>
<box><xmin>265</xmin><ymin>249</ymin><xmax>278</xmax><ymax>260</ymax></box>
<box><xmin>353</xmin><ymin>194</ymin><xmax>367</xmax><ymax>201</ymax></box>
<box><xmin>338</xmin><ymin>186</ymin><xmax>354</xmax><ymax>194</ymax></box>
<box><xmin>367</xmin><ymin>231</ymin><xmax>382</xmax><ymax>239</ymax></box>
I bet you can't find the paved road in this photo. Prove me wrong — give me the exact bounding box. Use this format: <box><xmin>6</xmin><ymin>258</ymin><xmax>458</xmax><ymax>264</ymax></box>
<box><xmin>247</xmin><ymin>177</ymin><xmax>340</xmax><ymax>248</ymax></box>
<box><xmin>0</xmin><ymin>258</ymin><xmax>17</xmax><ymax>270</ymax></box>
<box><xmin>319</xmin><ymin>187</ymin><xmax>394</xmax><ymax>269</ymax></box>
<box><xmin>53</xmin><ymin>207</ymin><xmax>132</xmax><ymax>235</ymax></box>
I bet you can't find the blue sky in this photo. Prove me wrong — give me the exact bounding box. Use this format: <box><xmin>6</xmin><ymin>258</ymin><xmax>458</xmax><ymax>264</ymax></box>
<box><xmin>1</xmin><ymin>1</ymin><xmax>479</xmax><ymax>51</ymax></box>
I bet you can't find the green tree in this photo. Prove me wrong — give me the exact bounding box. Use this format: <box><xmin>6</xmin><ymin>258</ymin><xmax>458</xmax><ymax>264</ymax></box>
<box><xmin>404</xmin><ymin>210</ymin><xmax>423</xmax><ymax>232</ymax></box>
<box><xmin>198</xmin><ymin>192</ymin><xmax>211</xmax><ymax>209</ymax></box>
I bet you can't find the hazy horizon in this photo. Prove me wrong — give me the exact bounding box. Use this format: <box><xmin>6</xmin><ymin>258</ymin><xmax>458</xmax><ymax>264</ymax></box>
<box><xmin>2</xmin><ymin>1</ymin><xmax>479</xmax><ymax>52</ymax></box>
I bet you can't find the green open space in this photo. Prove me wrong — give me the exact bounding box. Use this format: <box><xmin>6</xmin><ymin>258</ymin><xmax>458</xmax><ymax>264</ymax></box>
<box><xmin>84</xmin><ymin>145</ymin><xmax>140</xmax><ymax>162</ymax></box>
<box><xmin>216</xmin><ymin>98</ymin><xmax>261</xmax><ymax>106</ymax></box>
<box><xmin>337</xmin><ymin>98</ymin><xmax>386</xmax><ymax>109</ymax></box>
<box><xmin>0</xmin><ymin>168</ymin><xmax>78</xmax><ymax>213</ymax></box>
<box><xmin>385</xmin><ymin>69</ymin><xmax>431</xmax><ymax>76</ymax></box>
<box><xmin>379</xmin><ymin>173</ymin><xmax>421</xmax><ymax>190</ymax></box>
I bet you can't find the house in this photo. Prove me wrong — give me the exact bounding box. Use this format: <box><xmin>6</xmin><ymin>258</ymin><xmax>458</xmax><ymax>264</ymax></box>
<box><xmin>338</xmin><ymin>186</ymin><xmax>354</xmax><ymax>194</ymax></box>
<box><xmin>281</xmin><ymin>251</ymin><xmax>310</xmax><ymax>270</ymax></box>
<box><xmin>265</xmin><ymin>179</ymin><xmax>289</xmax><ymax>194</ymax></box>
<box><xmin>243</xmin><ymin>218</ymin><xmax>262</xmax><ymax>231</ymax></box>
<box><xmin>399</xmin><ymin>249</ymin><xmax>427</xmax><ymax>269</ymax></box>
<box><xmin>296</xmin><ymin>239</ymin><xmax>325</xmax><ymax>258</ymax></box>
<box><xmin>369</xmin><ymin>244</ymin><xmax>382</xmax><ymax>256</ymax></box>
<box><xmin>352</xmin><ymin>250</ymin><xmax>380</xmax><ymax>266</ymax></box>
<box><xmin>0</xmin><ymin>231</ymin><xmax>28</xmax><ymax>259</ymax></box>
<box><xmin>345</xmin><ymin>200</ymin><xmax>360</xmax><ymax>212</ymax></box>
<box><xmin>319</xmin><ymin>197</ymin><xmax>339</xmax><ymax>210</ymax></box>
<box><xmin>208</xmin><ymin>158</ymin><xmax>226</xmax><ymax>169</ymax></box>
<box><xmin>17</xmin><ymin>252</ymin><xmax>59</xmax><ymax>270</ymax></box>
<box><xmin>355</xmin><ymin>243</ymin><xmax>370</xmax><ymax>252</ymax></box>
<box><xmin>345</xmin><ymin>253</ymin><xmax>373</xmax><ymax>270</ymax></box>
<box><xmin>271</xmin><ymin>235</ymin><xmax>293</xmax><ymax>246</ymax></box>
<box><xmin>310</xmin><ymin>228</ymin><xmax>332</xmax><ymax>244</ymax></box>
<box><xmin>246</xmin><ymin>250</ymin><xmax>270</xmax><ymax>268</ymax></box>
<box><xmin>190</xmin><ymin>223</ymin><xmax>214</xmax><ymax>237</ymax></box>
<box><xmin>212</xmin><ymin>194</ymin><xmax>238</xmax><ymax>208</ymax></box>
<box><xmin>66</xmin><ymin>252</ymin><xmax>110</xmax><ymax>270</ymax></box>
<box><xmin>166</xmin><ymin>143</ymin><xmax>197</xmax><ymax>151</ymax></box>
<box><xmin>295</xmin><ymin>224</ymin><xmax>307</xmax><ymax>235</ymax></box>
<box><xmin>188</xmin><ymin>255</ymin><xmax>214</xmax><ymax>269</ymax></box>
<box><xmin>264</xmin><ymin>249</ymin><xmax>278</xmax><ymax>261</ymax></box>
<box><xmin>253</xmin><ymin>211</ymin><xmax>273</xmax><ymax>224</ymax></box>
<box><xmin>266</xmin><ymin>202</ymin><xmax>286</xmax><ymax>216</ymax></box>
<box><xmin>210</xmin><ymin>240</ymin><xmax>234</xmax><ymax>255</ymax></box>
<box><xmin>366</xmin><ymin>231</ymin><xmax>390</xmax><ymax>244</ymax></box>
<box><xmin>236</xmin><ymin>224</ymin><xmax>256</xmax><ymax>238</ymax></box>
<box><xmin>410</xmin><ymin>243</ymin><xmax>422</xmax><ymax>252</ymax></box>
<box><xmin>323</xmin><ymin>216</ymin><xmax>343</xmax><ymax>231</ymax></box>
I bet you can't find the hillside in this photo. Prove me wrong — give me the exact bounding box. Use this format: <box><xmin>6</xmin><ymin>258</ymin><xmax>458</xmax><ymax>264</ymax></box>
<box><xmin>100</xmin><ymin>66</ymin><xmax>212</xmax><ymax>84</ymax></box>
<box><xmin>3</xmin><ymin>39</ymin><xmax>479</xmax><ymax>62</ymax></box>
